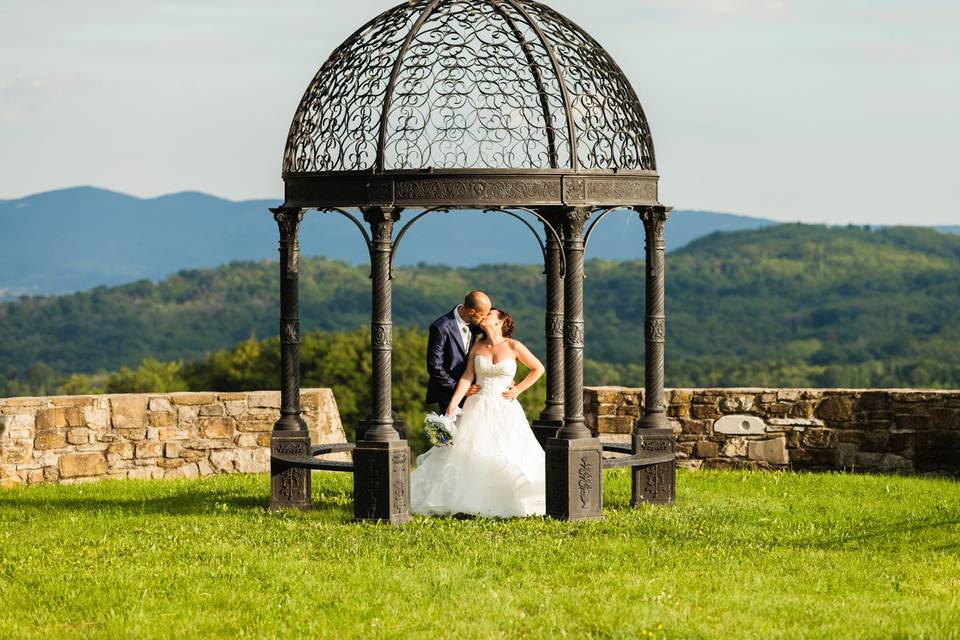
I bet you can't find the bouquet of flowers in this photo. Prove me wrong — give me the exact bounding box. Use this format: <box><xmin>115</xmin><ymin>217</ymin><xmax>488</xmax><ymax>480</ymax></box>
<box><xmin>424</xmin><ymin>408</ymin><xmax>461</xmax><ymax>447</ymax></box>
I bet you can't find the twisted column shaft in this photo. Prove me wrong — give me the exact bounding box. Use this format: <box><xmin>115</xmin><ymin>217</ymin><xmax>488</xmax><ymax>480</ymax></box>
<box><xmin>363</xmin><ymin>207</ymin><xmax>402</xmax><ymax>442</ymax></box>
<box><xmin>557</xmin><ymin>207</ymin><xmax>591</xmax><ymax>440</ymax></box>
<box><xmin>272</xmin><ymin>207</ymin><xmax>307</xmax><ymax>432</ymax></box>
<box><xmin>638</xmin><ymin>206</ymin><xmax>670</xmax><ymax>430</ymax></box>
<box><xmin>538</xmin><ymin>211</ymin><xmax>565</xmax><ymax>423</ymax></box>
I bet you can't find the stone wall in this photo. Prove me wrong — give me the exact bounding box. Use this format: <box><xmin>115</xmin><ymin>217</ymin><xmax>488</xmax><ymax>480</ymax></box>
<box><xmin>586</xmin><ymin>388</ymin><xmax>960</xmax><ymax>476</ymax></box>
<box><xmin>0</xmin><ymin>389</ymin><xmax>346</xmax><ymax>487</ymax></box>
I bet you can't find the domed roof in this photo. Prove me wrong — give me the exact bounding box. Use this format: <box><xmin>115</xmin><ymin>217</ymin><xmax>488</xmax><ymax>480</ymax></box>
<box><xmin>283</xmin><ymin>0</ymin><xmax>657</xmax><ymax>176</ymax></box>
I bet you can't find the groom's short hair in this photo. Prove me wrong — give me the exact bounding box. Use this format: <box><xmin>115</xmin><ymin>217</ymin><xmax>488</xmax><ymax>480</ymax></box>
<box><xmin>464</xmin><ymin>291</ymin><xmax>491</xmax><ymax>311</ymax></box>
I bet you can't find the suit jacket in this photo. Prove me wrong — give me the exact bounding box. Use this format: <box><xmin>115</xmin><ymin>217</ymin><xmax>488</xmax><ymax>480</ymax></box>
<box><xmin>425</xmin><ymin>307</ymin><xmax>478</xmax><ymax>409</ymax></box>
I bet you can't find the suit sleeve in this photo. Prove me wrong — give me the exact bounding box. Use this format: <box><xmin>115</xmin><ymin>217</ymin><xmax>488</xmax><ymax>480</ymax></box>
<box><xmin>427</xmin><ymin>324</ymin><xmax>457</xmax><ymax>391</ymax></box>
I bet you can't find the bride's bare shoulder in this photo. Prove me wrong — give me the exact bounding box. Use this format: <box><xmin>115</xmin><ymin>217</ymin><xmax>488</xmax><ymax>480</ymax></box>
<box><xmin>507</xmin><ymin>338</ymin><xmax>526</xmax><ymax>352</ymax></box>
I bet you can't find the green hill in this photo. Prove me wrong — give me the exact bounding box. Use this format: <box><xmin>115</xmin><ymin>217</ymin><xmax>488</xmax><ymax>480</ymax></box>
<box><xmin>3</xmin><ymin>223</ymin><xmax>960</xmax><ymax>397</ymax></box>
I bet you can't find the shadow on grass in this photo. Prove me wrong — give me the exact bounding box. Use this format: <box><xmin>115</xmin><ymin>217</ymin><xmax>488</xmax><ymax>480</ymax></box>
<box><xmin>0</xmin><ymin>482</ymin><xmax>356</xmax><ymax>520</ymax></box>
<box><xmin>784</xmin><ymin>515</ymin><xmax>960</xmax><ymax>551</ymax></box>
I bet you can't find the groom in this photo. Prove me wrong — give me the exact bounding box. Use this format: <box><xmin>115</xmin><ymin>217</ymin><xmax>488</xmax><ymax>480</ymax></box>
<box><xmin>425</xmin><ymin>291</ymin><xmax>492</xmax><ymax>412</ymax></box>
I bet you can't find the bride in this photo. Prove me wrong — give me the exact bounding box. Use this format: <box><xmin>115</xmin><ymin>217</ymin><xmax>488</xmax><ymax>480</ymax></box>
<box><xmin>411</xmin><ymin>308</ymin><xmax>547</xmax><ymax>518</ymax></box>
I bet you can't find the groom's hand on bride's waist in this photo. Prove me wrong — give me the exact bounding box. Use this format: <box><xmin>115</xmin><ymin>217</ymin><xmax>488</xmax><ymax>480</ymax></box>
<box><xmin>466</xmin><ymin>384</ymin><xmax>481</xmax><ymax>397</ymax></box>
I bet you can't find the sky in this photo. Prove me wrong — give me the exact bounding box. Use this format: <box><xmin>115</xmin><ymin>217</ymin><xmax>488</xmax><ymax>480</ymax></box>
<box><xmin>1</xmin><ymin>0</ymin><xmax>957</xmax><ymax>225</ymax></box>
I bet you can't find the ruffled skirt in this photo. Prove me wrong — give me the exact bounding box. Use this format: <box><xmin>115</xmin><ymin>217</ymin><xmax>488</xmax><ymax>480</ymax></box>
<box><xmin>411</xmin><ymin>393</ymin><xmax>546</xmax><ymax>518</ymax></box>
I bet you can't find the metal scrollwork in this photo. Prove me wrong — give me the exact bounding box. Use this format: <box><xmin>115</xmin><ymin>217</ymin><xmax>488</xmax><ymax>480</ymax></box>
<box><xmin>283</xmin><ymin>0</ymin><xmax>655</xmax><ymax>174</ymax></box>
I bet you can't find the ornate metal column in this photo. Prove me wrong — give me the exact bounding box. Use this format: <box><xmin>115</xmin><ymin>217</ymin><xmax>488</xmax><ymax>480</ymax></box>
<box><xmin>531</xmin><ymin>209</ymin><xmax>565</xmax><ymax>449</ymax></box>
<box><xmin>633</xmin><ymin>205</ymin><xmax>676</xmax><ymax>505</ymax></box>
<box><xmin>353</xmin><ymin>207</ymin><xmax>410</xmax><ymax>525</ymax></box>
<box><xmin>546</xmin><ymin>206</ymin><xmax>603</xmax><ymax>520</ymax></box>
<box><xmin>269</xmin><ymin>207</ymin><xmax>312</xmax><ymax>511</ymax></box>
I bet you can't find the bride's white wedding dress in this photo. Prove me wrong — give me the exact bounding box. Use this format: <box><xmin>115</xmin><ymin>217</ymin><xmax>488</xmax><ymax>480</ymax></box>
<box><xmin>411</xmin><ymin>355</ymin><xmax>546</xmax><ymax>518</ymax></box>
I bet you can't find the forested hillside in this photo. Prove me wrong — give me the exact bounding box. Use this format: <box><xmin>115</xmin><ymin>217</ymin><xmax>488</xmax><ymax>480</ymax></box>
<box><xmin>3</xmin><ymin>223</ymin><xmax>959</xmax><ymax>398</ymax></box>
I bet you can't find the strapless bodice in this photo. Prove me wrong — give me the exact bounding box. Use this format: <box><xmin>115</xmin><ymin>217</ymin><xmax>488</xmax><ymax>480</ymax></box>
<box><xmin>474</xmin><ymin>355</ymin><xmax>517</xmax><ymax>396</ymax></box>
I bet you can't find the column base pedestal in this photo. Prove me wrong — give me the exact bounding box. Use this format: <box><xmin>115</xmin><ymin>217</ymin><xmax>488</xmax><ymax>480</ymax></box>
<box><xmin>269</xmin><ymin>430</ymin><xmax>313</xmax><ymax>511</ymax></box>
<box><xmin>531</xmin><ymin>418</ymin><xmax>563</xmax><ymax>451</ymax></box>
<box><xmin>631</xmin><ymin>427</ymin><xmax>676</xmax><ymax>506</ymax></box>
<box><xmin>545</xmin><ymin>437</ymin><xmax>603</xmax><ymax>521</ymax></box>
<box><xmin>353</xmin><ymin>439</ymin><xmax>411</xmax><ymax>525</ymax></box>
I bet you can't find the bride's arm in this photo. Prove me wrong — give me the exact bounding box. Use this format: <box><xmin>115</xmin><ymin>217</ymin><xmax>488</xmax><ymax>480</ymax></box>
<box><xmin>445</xmin><ymin>346</ymin><xmax>478</xmax><ymax>416</ymax></box>
<box><xmin>503</xmin><ymin>340</ymin><xmax>545</xmax><ymax>400</ymax></box>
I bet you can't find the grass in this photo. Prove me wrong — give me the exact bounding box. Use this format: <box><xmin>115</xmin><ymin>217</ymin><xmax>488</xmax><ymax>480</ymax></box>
<box><xmin>1</xmin><ymin>469</ymin><xmax>958</xmax><ymax>640</ymax></box>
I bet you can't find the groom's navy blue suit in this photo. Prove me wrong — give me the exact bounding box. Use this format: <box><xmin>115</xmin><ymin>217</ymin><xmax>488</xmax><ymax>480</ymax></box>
<box><xmin>426</xmin><ymin>307</ymin><xmax>478</xmax><ymax>411</ymax></box>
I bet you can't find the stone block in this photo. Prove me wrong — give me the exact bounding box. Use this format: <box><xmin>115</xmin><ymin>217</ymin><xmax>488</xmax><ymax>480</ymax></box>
<box><xmin>36</xmin><ymin>408</ymin><xmax>68</xmax><ymax>430</ymax></box>
<box><xmin>816</xmin><ymin>396</ymin><xmax>856</xmax><ymax>422</ymax></box>
<box><xmin>234</xmin><ymin>433</ymin><xmax>260</xmax><ymax>448</ymax></box>
<box><xmin>148</xmin><ymin>398</ymin><xmax>173</xmax><ymax>413</ymax></box>
<box><xmin>111</xmin><ymin>395</ymin><xmax>147</xmax><ymax>429</ymax></box>
<box><xmin>118</xmin><ymin>428</ymin><xmax>147</xmax><ymax>441</ymax></box>
<box><xmin>147</xmin><ymin>411</ymin><xmax>174</xmax><ymax>427</ymax></box>
<box><xmin>164</xmin><ymin>463</ymin><xmax>200</xmax><ymax>480</ymax></box>
<box><xmin>777</xmin><ymin>389</ymin><xmax>801</xmax><ymax>402</ymax></box>
<box><xmin>158</xmin><ymin>428</ymin><xmax>190</xmax><ymax>441</ymax></box>
<box><xmin>720</xmin><ymin>437</ymin><xmax>748</xmax><ymax>458</ymax></box>
<box><xmin>2</xmin><ymin>441</ymin><xmax>32</xmax><ymax>464</ymax></box>
<box><xmin>128</xmin><ymin>467</ymin><xmax>162</xmax><ymax>481</ymax></box>
<box><xmin>177</xmin><ymin>405</ymin><xmax>200</xmax><ymax>426</ymax></box>
<box><xmin>217</xmin><ymin>392</ymin><xmax>249</xmax><ymax>401</ymax></box>
<box><xmin>838</xmin><ymin>443</ymin><xmax>858</xmax><ymax>468</ymax></box>
<box><xmin>594</xmin><ymin>388</ymin><xmax>622</xmax><ymax>404</ymax></box>
<box><xmin>199</xmin><ymin>404</ymin><xmax>225</xmax><ymax>417</ymax></box>
<box><xmin>209</xmin><ymin>450</ymin><xmax>237</xmax><ymax>473</ymax></box>
<box><xmin>43</xmin><ymin>466</ymin><xmax>60</xmax><ymax>483</ymax></box>
<box><xmin>34</xmin><ymin>431</ymin><xmax>66</xmax><ymax>450</ymax></box>
<box><xmin>690</xmin><ymin>404</ymin><xmax>721</xmax><ymax>420</ymax></box>
<box><xmin>878</xmin><ymin>454</ymin><xmax>912</xmax><ymax>474</ymax></box>
<box><xmin>748</xmin><ymin>437</ymin><xmax>789</xmax><ymax>465</ymax></box>
<box><xmin>895</xmin><ymin>414</ymin><xmax>931</xmax><ymax>430</ymax></box>
<box><xmin>720</xmin><ymin>394</ymin><xmax>756</xmax><ymax>413</ymax></box>
<box><xmin>860</xmin><ymin>391</ymin><xmax>891</xmax><ymax>411</ymax></box>
<box><xmin>670</xmin><ymin>390</ymin><xmax>692</xmax><ymax>405</ymax></box>
<box><xmin>790</xmin><ymin>448</ymin><xmax>839</xmax><ymax>469</ymax></box>
<box><xmin>679</xmin><ymin>419</ymin><xmax>708</xmax><ymax>435</ymax></box>
<box><xmin>715</xmin><ymin>415</ymin><xmax>766</xmax><ymax>435</ymax></box>
<box><xmin>107</xmin><ymin>442</ymin><xmax>134</xmax><ymax>460</ymax></box>
<box><xmin>667</xmin><ymin>404</ymin><xmax>690</xmax><ymax>418</ymax></box>
<box><xmin>200</xmin><ymin>417</ymin><xmax>235</xmax><ymax>439</ymax></box>
<box><xmin>83</xmin><ymin>409</ymin><xmax>110</xmax><ymax>430</ymax></box>
<box><xmin>171</xmin><ymin>393</ymin><xmax>217</xmax><ymax>406</ymax></box>
<box><xmin>66</xmin><ymin>429</ymin><xmax>90</xmax><ymax>445</ymax></box>
<box><xmin>248</xmin><ymin>392</ymin><xmax>281</xmax><ymax>409</ymax></box>
<box><xmin>136</xmin><ymin>441</ymin><xmax>164</xmax><ymax>459</ymax></box>
<box><xmin>801</xmin><ymin>428</ymin><xmax>836</xmax><ymax>449</ymax></box>
<box><xmin>224</xmin><ymin>401</ymin><xmax>248</xmax><ymax>417</ymax></box>
<box><xmin>165</xmin><ymin>443</ymin><xmax>181</xmax><ymax>459</ymax></box>
<box><xmin>59</xmin><ymin>452</ymin><xmax>106</xmax><ymax>478</ymax></box>
<box><xmin>196</xmin><ymin>458</ymin><xmax>215</xmax><ymax>477</ymax></box>
<box><xmin>694</xmin><ymin>441</ymin><xmax>719</xmax><ymax>458</ymax></box>
<box><xmin>597</xmin><ymin>415</ymin><xmax>634</xmax><ymax>434</ymax></box>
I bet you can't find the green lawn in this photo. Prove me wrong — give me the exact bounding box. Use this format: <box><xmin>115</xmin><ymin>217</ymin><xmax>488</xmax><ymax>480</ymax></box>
<box><xmin>1</xmin><ymin>469</ymin><xmax>958</xmax><ymax>640</ymax></box>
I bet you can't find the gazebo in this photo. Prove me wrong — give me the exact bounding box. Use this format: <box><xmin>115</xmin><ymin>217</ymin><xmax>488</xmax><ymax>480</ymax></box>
<box><xmin>267</xmin><ymin>0</ymin><xmax>675</xmax><ymax>523</ymax></box>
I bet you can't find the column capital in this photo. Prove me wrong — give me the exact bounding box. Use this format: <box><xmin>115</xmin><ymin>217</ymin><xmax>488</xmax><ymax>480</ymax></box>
<box><xmin>361</xmin><ymin>206</ymin><xmax>403</xmax><ymax>242</ymax></box>
<box><xmin>270</xmin><ymin>206</ymin><xmax>305</xmax><ymax>237</ymax></box>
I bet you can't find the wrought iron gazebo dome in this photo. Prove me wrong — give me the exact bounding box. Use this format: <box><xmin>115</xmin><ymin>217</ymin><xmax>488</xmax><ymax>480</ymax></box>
<box><xmin>281</xmin><ymin>0</ymin><xmax>661</xmax><ymax>210</ymax></box>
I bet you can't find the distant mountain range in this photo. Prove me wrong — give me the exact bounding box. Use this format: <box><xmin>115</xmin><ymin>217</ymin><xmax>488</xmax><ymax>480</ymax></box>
<box><xmin>1</xmin><ymin>186</ymin><xmax>955</xmax><ymax>300</ymax></box>
<box><xmin>0</xmin><ymin>186</ymin><xmax>776</xmax><ymax>298</ymax></box>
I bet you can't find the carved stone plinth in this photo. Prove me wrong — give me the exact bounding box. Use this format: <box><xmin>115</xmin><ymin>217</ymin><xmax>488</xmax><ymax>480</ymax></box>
<box><xmin>270</xmin><ymin>431</ymin><xmax>312</xmax><ymax>511</ymax></box>
<box><xmin>353</xmin><ymin>439</ymin><xmax>411</xmax><ymax>525</ymax></box>
<box><xmin>531</xmin><ymin>419</ymin><xmax>562</xmax><ymax>451</ymax></box>
<box><xmin>632</xmin><ymin>427</ymin><xmax>676</xmax><ymax>506</ymax></box>
<box><xmin>545</xmin><ymin>437</ymin><xmax>603</xmax><ymax>520</ymax></box>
